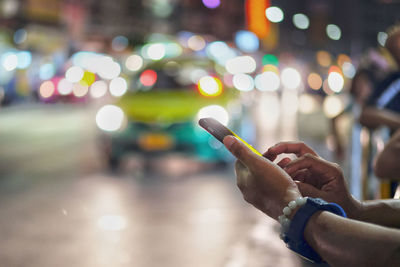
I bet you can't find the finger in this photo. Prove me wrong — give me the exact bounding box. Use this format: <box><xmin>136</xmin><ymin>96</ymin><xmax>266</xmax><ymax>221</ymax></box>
<box><xmin>224</xmin><ymin>135</ymin><xmax>262</xmax><ymax>168</ymax></box>
<box><xmin>291</xmin><ymin>169</ymin><xmax>309</xmax><ymax>182</ymax></box>
<box><xmin>277</xmin><ymin>157</ymin><xmax>291</xmax><ymax>168</ymax></box>
<box><xmin>284</xmin><ymin>153</ymin><xmax>335</xmax><ymax>177</ymax></box>
<box><xmin>265</xmin><ymin>141</ymin><xmax>318</xmax><ymax>161</ymax></box>
<box><xmin>295</xmin><ymin>181</ymin><xmax>326</xmax><ymax>199</ymax></box>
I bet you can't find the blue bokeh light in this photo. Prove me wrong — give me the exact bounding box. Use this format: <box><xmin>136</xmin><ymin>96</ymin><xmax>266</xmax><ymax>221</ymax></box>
<box><xmin>235</xmin><ymin>31</ymin><xmax>259</xmax><ymax>53</ymax></box>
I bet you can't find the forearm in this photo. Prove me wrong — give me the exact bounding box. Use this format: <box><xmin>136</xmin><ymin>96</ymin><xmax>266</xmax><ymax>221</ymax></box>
<box><xmin>304</xmin><ymin>211</ymin><xmax>400</xmax><ymax>267</ymax></box>
<box><xmin>354</xmin><ymin>199</ymin><xmax>400</xmax><ymax>228</ymax></box>
<box><xmin>360</xmin><ymin>107</ymin><xmax>400</xmax><ymax>130</ymax></box>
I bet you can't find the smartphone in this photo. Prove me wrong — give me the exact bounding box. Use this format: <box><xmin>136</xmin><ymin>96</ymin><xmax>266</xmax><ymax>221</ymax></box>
<box><xmin>198</xmin><ymin>117</ymin><xmax>262</xmax><ymax>156</ymax></box>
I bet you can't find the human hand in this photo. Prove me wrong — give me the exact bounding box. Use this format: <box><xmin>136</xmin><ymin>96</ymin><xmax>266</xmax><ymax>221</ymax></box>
<box><xmin>266</xmin><ymin>142</ymin><xmax>361</xmax><ymax>218</ymax></box>
<box><xmin>223</xmin><ymin>136</ymin><xmax>302</xmax><ymax>220</ymax></box>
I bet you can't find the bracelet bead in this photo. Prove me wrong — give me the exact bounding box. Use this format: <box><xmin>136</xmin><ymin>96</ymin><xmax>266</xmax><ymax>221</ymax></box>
<box><xmin>288</xmin><ymin>200</ymin><xmax>297</xmax><ymax>209</ymax></box>
<box><xmin>283</xmin><ymin>206</ymin><xmax>292</xmax><ymax>216</ymax></box>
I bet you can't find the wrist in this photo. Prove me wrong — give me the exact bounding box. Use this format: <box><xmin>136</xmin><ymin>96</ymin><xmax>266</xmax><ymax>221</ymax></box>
<box><xmin>343</xmin><ymin>195</ymin><xmax>364</xmax><ymax>220</ymax></box>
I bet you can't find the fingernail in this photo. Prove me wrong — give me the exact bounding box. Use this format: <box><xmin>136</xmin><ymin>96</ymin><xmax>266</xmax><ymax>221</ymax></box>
<box><xmin>223</xmin><ymin>135</ymin><xmax>236</xmax><ymax>150</ymax></box>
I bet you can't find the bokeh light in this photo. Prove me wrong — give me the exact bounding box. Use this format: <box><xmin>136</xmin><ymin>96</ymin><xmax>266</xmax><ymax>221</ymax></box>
<box><xmin>81</xmin><ymin>71</ymin><xmax>96</xmax><ymax>86</ymax></box>
<box><xmin>145</xmin><ymin>43</ymin><xmax>166</xmax><ymax>60</ymax></box>
<box><xmin>197</xmin><ymin>105</ymin><xmax>229</xmax><ymax>126</ymax></box>
<box><xmin>292</xmin><ymin>13</ymin><xmax>310</xmax><ymax>30</ymax></box>
<box><xmin>90</xmin><ymin>80</ymin><xmax>108</xmax><ymax>98</ymax></box>
<box><xmin>39</xmin><ymin>81</ymin><xmax>55</xmax><ymax>99</ymax></box>
<box><xmin>72</xmin><ymin>83</ymin><xmax>89</xmax><ymax>97</ymax></box>
<box><xmin>298</xmin><ymin>94</ymin><xmax>319</xmax><ymax>114</ymax></box>
<box><xmin>232</xmin><ymin>74</ymin><xmax>254</xmax><ymax>92</ymax></box>
<box><xmin>281</xmin><ymin>67</ymin><xmax>301</xmax><ymax>89</ymax></box>
<box><xmin>188</xmin><ymin>35</ymin><xmax>206</xmax><ymax>51</ymax></box>
<box><xmin>225</xmin><ymin>56</ymin><xmax>256</xmax><ymax>74</ymax></box>
<box><xmin>57</xmin><ymin>78</ymin><xmax>73</xmax><ymax>95</ymax></box>
<box><xmin>206</xmin><ymin>41</ymin><xmax>237</xmax><ymax>66</ymax></box>
<box><xmin>111</xmin><ymin>35</ymin><xmax>129</xmax><ymax>52</ymax></box>
<box><xmin>265</xmin><ymin>6</ymin><xmax>284</xmax><ymax>23</ymax></box>
<box><xmin>327</xmin><ymin>71</ymin><xmax>344</xmax><ymax>93</ymax></box>
<box><xmin>326</xmin><ymin>24</ymin><xmax>341</xmax><ymax>40</ymax></box>
<box><xmin>109</xmin><ymin>77</ymin><xmax>128</xmax><ymax>97</ymax></box>
<box><xmin>316</xmin><ymin>50</ymin><xmax>332</xmax><ymax>67</ymax></box>
<box><xmin>377</xmin><ymin>32</ymin><xmax>388</xmax><ymax>47</ymax></box>
<box><xmin>39</xmin><ymin>63</ymin><xmax>56</xmax><ymax>80</ymax></box>
<box><xmin>140</xmin><ymin>69</ymin><xmax>158</xmax><ymax>87</ymax></box>
<box><xmin>125</xmin><ymin>54</ymin><xmax>143</xmax><ymax>72</ymax></box>
<box><xmin>1</xmin><ymin>52</ymin><xmax>18</xmax><ymax>71</ymax></box>
<box><xmin>342</xmin><ymin>62</ymin><xmax>356</xmax><ymax>78</ymax></box>
<box><xmin>202</xmin><ymin>0</ymin><xmax>220</xmax><ymax>9</ymax></box>
<box><xmin>255</xmin><ymin>71</ymin><xmax>280</xmax><ymax>91</ymax></box>
<box><xmin>96</xmin><ymin>105</ymin><xmax>126</xmax><ymax>132</ymax></box>
<box><xmin>198</xmin><ymin>76</ymin><xmax>223</xmax><ymax>97</ymax></box>
<box><xmin>16</xmin><ymin>51</ymin><xmax>32</xmax><ymax>69</ymax></box>
<box><xmin>66</xmin><ymin>66</ymin><xmax>84</xmax><ymax>83</ymax></box>
<box><xmin>262</xmin><ymin>54</ymin><xmax>279</xmax><ymax>66</ymax></box>
<box><xmin>97</xmin><ymin>57</ymin><xmax>121</xmax><ymax>80</ymax></box>
<box><xmin>234</xmin><ymin>30</ymin><xmax>259</xmax><ymax>53</ymax></box>
<box><xmin>337</xmin><ymin>54</ymin><xmax>351</xmax><ymax>67</ymax></box>
<box><xmin>323</xmin><ymin>95</ymin><xmax>344</xmax><ymax>118</ymax></box>
<box><xmin>13</xmin><ymin>28</ymin><xmax>27</xmax><ymax>44</ymax></box>
<box><xmin>307</xmin><ymin>73</ymin><xmax>323</xmax><ymax>90</ymax></box>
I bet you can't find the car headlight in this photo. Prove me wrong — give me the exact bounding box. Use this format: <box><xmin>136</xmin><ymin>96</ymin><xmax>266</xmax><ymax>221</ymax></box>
<box><xmin>197</xmin><ymin>105</ymin><xmax>229</xmax><ymax>126</ymax></box>
<box><xmin>96</xmin><ymin>105</ymin><xmax>126</xmax><ymax>132</ymax></box>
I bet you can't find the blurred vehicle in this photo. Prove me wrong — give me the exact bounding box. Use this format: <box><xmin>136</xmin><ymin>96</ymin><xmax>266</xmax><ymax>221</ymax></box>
<box><xmin>96</xmin><ymin>55</ymin><xmax>246</xmax><ymax>171</ymax></box>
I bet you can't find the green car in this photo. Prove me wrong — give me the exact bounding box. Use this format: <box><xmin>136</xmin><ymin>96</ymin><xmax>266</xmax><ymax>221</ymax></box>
<box><xmin>96</xmin><ymin>56</ymin><xmax>246</xmax><ymax>170</ymax></box>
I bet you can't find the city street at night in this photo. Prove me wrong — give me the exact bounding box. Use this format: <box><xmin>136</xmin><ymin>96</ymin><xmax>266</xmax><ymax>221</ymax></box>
<box><xmin>0</xmin><ymin>104</ymin><xmax>301</xmax><ymax>267</ymax></box>
<box><xmin>2</xmin><ymin>0</ymin><xmax>400</xmax><ymax>266</ymax></box>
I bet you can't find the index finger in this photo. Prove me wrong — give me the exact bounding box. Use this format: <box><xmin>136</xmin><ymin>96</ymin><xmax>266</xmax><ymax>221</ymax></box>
<box><xmin>264</xmin><ymin>141</ymin><xmax>318</xmax><ymax>161</ymax></box>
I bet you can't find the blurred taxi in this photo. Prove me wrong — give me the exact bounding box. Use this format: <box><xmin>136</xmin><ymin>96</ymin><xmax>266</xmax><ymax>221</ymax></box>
<box><xmin>96</xmin><ymin>55</ymin><xmax>243</xmax><ymax>170</ymax></box>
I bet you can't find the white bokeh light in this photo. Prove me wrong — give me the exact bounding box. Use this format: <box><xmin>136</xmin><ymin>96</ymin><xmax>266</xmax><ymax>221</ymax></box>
<box><xmin>125</xmin><ymin>54</ymin><xmax>143</xmax><ymax>71</ymax></box>
<box><xmin>328</xmin><ymin>72</ymin><xmax>344</xmax><ymax>93</ymax></box>
<box><xmin>2</xmin><ymin>52</ymin><xmax>18</xmax><ymax>71</ymax></box>
<box><xmin>293</xmin><ymin>13</ymin><xmax>310</xmax><ymax>30</ymax></box>
<box><xmin>109</xmin><ymin>77</ymin><xmax>128</xmax><ymax>97</ymax></box>
<box><xmin>225</xmin><ymin>56</ymin><xmax>257</xmax><ymax>74</ymax></box>
<box><xmin>281</xmin><ymin>68</ymin><xmax>301</xmax><ymax>89</ymax></box>
<box><xmin>232</xmin><ymin>74</ymin><xmax>254</xmax><ymax>92</ymax></box>
<box><xmin>90</xmin><ymin>80</ymin><xmax>108</xmax><ymax>98</ymax></box>
<box><xmin>147</xmin><ymin>43</ymin><xmax>166</xmax><ymax>60</ymax></box>
<box><xmin>255</xmin><ymin>72</ymin><xmax>280</xmax><ymax>91</ymax></box>
<box><xmin>66</xmin><ymin>66</ymin><xmax>84</xmax><ymax>83</ymax></box>
<box><xmin>96</xmin><ymin>105</ymin><xmax>126</xmax><ymax>132</ymax></box>
<box><xmin>323</xmin><ymin>95</ymin><xmax>344</xmax><ymax>118</ymax></box>
<box><xmin>326</xmin><ymin>24</ymin><xmax>342</xmax><ymax>40</ymax></box>
<box><xmin>98</xmin><ymin>57</ymin><xmax>121</xmax><ymax>80</ymax></box>
<box><xmin>197</xmin><ymin>105</ymin><xmax>229</xmax><ymax>126</ymax></box>
<box><xmin>265</xmin><ymin>6</ymin><xmax>284</xmax><ymax>23</ymax></box>
<box><xmin>57</xmin><ymin>78</ymin><xmax>73</xmax><ymax>95</ymax></box>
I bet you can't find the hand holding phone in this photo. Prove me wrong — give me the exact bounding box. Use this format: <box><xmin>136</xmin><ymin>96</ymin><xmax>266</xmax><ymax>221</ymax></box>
<box><xmin>198</xmin><ymin>117</ymin><xmax>262</xmax><ymax>156</ymax></box>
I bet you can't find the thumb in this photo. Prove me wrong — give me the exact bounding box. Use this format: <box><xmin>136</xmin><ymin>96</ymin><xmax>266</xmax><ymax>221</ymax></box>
<box><xmin>223</xmin><ymin>135</ymin><xmax>261</xmax><ymax>168</ymax></box>
<box><xmin>296</xmin><ymin>181</ymin><xmax>324</xmax><ymax>199</ymax></box>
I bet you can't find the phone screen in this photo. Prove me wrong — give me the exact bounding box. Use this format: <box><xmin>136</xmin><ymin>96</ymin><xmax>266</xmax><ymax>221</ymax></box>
<box><xmin>198</xmin><ymin>117</ymin><xmax>262</xmax><ymax>156</ymax></box>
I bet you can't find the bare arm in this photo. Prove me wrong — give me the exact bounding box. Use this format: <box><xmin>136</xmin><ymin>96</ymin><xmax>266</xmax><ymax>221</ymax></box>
<box><xmin>374</xmin><ymin>129</ymin><xmax>400</xmax><ymax>180</ymax></box>
<box><xmin>353</xmin><ymin>199</ymin><xmax>400</xmax><ymax>228</ymax></box>
<box><xmin>304</xmin><ymin>211</ymin><xmax>400</xmax><ymax>267</ymax></box>
<box><xmin>359</xmin><ymin>107</ymin><xmax>400</xmax><ymax>131</ymax></box>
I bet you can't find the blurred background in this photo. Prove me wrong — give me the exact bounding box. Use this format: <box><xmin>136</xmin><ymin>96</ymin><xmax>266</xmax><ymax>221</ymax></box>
<box><xmin>1</xmin><ymin>0</ymin><xmax>399</xmax><ymax>266</ymax></box>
